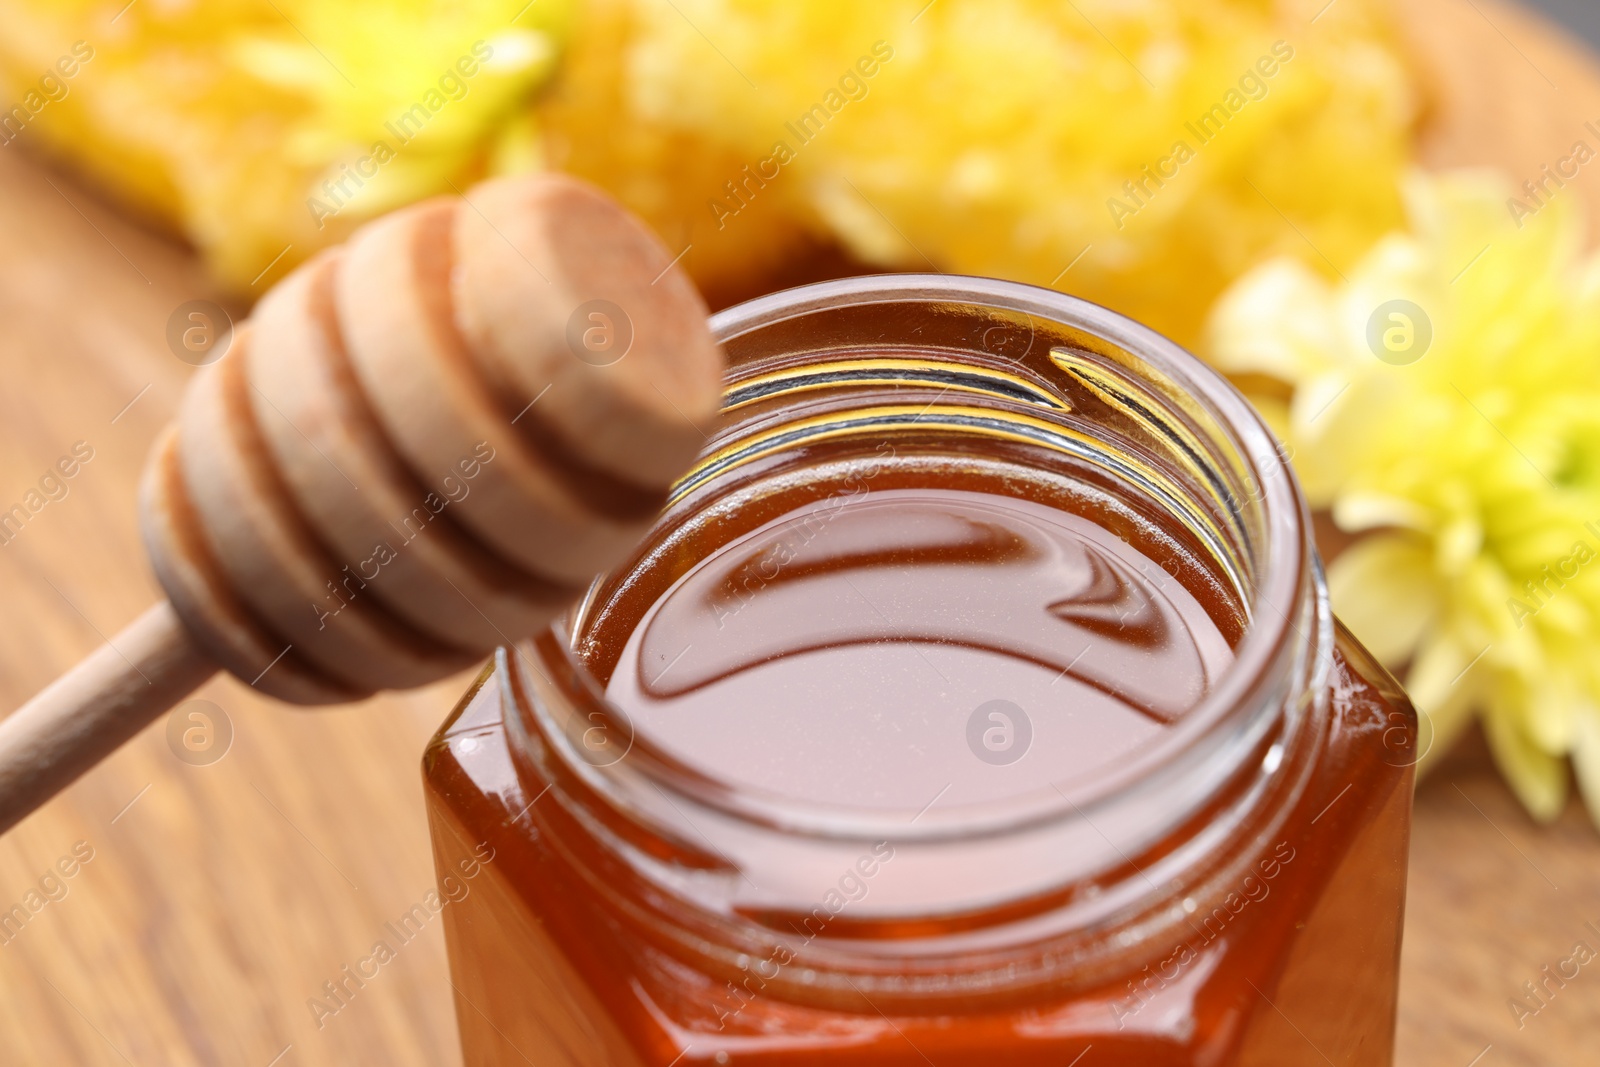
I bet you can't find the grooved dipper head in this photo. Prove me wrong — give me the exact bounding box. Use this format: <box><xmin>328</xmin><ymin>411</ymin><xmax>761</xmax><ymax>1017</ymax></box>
<box><xmin>139</xmin><ymin>174</ymin><xmax>724</xmax><ymax>703</ymax></box>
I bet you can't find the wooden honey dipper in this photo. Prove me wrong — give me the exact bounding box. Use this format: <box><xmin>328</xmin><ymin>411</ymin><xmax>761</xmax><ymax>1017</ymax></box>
<box><xmin>0</xmin><ymin>173</ymin><xmax>723</xmax><ymax>834</ymax></box>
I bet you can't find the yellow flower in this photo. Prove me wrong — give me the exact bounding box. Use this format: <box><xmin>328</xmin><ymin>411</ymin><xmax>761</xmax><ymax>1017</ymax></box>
<box><xmin>1208</xmin><ymin>169</ymin><xmax>1600</xmax><ymax>824</ymax></box>
<box><xmin>541</xmin><ymin>0</ymin><xmax>1418</xmax><ymax>341</ymax></box>
<box><xmin>0</xmin><ymin>0</ymin><xmax>570</xmax><ymax>288</ymax></box>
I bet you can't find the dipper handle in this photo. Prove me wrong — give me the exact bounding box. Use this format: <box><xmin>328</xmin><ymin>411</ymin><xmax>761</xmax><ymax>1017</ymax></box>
<box><xmin>0</xmin><ymin>602</ymin><xmax>216</xmax><ymax>835</ymax></box>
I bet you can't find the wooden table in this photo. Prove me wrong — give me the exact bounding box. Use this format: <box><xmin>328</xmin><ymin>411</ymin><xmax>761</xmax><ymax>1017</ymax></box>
<box><xmin>1</xmin><ymin>0</ymin><xmax>1598</xmax><ymax>1063</ymax></box>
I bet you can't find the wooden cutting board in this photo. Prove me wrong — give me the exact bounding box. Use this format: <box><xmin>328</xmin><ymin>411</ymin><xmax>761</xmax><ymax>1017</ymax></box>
<box><xmin>0</xmin><ymin>0</ymin><xmax>1597</xmax><ymax>1063</ymax></box>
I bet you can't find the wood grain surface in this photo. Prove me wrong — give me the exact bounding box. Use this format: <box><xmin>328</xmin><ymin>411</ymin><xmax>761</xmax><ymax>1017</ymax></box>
<box><xmin>1</xmin><ymin>1</ymin><xmax>1599</xmax><ymax>1064</ymax></box>
<box><xmin>0</xmin><ymin>153</ymin><xmax>469</xmax><ymax>1065</ymax></box>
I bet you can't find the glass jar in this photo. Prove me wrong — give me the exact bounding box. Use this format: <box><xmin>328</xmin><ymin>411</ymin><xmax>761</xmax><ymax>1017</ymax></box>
<box><xmin>424</xmin><ymin>275</ymin><xmax>1417</xmax><ymax>1066</ymax></box>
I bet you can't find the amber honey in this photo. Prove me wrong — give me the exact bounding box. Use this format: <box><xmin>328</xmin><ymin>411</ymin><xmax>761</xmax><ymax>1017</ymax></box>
<box><xmin>425</xmin><ymin>276</ymin><xmax>1416</xmax><ymax>1065</ymax></box>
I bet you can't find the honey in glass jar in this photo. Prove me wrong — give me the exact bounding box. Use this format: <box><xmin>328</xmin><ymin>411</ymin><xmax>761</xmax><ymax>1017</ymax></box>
<box><xmin>425</xmin><ymin>276</ymin><xmax>1416</xmax><ymax>1066</ymax></box>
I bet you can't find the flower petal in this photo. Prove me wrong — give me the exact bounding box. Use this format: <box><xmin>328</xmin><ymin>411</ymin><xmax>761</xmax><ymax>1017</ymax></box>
<box><xmin>1330</xmin><ymin>492</ymin><xmax>1433</xmax><ymax>535</ymax></box>
<box><xmin>1327</xmin><ymin>534</ymin><xmax>1440</xmax><ymax>667</ymax></box>
<box><xmin>1483</xmin><ymin>697</ymin><xmax>1569</xmax><ymax>823</ymax></box>
<box><xmin>1407</xmin><ymin>632</ymin><xmax>1481</xmax><ymax>774</ymax></box>
<box><xmin>1207</xmin><ymin>259</ymin><xmax>1341</xmax><ymax>385</ymax></box>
